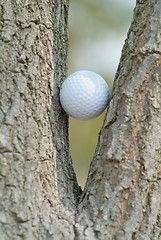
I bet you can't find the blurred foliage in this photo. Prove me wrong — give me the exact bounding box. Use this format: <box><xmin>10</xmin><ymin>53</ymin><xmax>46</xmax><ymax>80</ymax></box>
<box><xmin>69</xmin><ymin>112</ymin><xmax>106</xmax><ymax>188</ymax></box>
<box><xmin>68</xmin><ymin>0</ymin><xmax>135</xmax><ymax>188</ymax></box>
<box><xmin>69</xmin><ymin>0</ymin><xmax>134</xmax><ymax>37</ymax></box>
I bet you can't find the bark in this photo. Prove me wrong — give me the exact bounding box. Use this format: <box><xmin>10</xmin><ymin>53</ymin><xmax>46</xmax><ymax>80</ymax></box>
<box><xmin>0</xmin><ymin>0</ymin><xmax>80</xmax><ymax>239</ymax></box>
<box><xmin>0</xmin><ymin>0</ymin><xmax>160</xmax><ymax>240</ymax></box>
<box><xmin>76</xmin><ymin>1</ymin><xmax>161</xmax><ymax>239</ymax></box>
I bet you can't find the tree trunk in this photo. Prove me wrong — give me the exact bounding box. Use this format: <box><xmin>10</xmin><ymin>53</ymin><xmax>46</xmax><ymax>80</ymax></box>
<box><xmin>76</xmin><ymin>0</ymin><xmax>161</xmax><ymax>239</ymax></box>
<box><xmin>0</xmin><ymin>0</ymin><xmax>80</xmax><ymax>239</ymax></box>
<box><xmin>0</xmin><ymin>0</ymin><xmax>160</xmax><ymax>240</ymax></box>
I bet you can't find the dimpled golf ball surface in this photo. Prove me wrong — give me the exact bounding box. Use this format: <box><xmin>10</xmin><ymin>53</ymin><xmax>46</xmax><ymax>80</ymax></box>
<box><xmin>60</xmin><ymin>70</ymin><xmax>110</xmax><ymax>120</ymax></box>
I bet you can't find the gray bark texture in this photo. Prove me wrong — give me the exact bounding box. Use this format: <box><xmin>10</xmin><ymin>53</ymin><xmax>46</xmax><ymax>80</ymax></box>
<box><xmin>0</xmin><ymin>0</ymin><xmax>160</xmax><ymax>240</ymax></box>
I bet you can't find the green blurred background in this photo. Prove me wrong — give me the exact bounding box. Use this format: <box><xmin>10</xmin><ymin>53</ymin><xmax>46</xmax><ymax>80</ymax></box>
<box><xmin>68</xmin><ymin>0</ymin><xmax>135</xmax><ymax>188</ymax></box>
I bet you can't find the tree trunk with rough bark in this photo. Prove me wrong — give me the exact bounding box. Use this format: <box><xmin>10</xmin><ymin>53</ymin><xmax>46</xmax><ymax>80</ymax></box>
<box><xmin>0</xmin><ymin>0</ymin><xmax>160</xmax><ymax>240</ymax></box>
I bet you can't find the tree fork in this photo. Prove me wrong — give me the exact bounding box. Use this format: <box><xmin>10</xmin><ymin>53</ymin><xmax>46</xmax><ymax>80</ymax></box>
<box><xmin>0</xmin><ymin>0</ymin><xmax>161</xmax><ymax>240</ymax></box>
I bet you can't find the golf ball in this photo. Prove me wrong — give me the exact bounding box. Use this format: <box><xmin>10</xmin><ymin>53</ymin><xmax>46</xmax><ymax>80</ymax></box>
<box><xmin>60</xmin><ymin>70</ymin><xmax>110</xmax><ymax>120</ymax></box>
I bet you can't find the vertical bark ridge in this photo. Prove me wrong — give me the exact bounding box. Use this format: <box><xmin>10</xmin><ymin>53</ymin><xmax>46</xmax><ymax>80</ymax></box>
<box><xmin>51</xmin><ymin>0</ymin><xmax>82</xmax><ymax>211</ymax></box>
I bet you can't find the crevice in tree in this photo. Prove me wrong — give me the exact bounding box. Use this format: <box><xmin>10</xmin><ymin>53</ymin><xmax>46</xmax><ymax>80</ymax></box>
<box><xmin>51</xmin><ymin>0</ymin><xmax>82</xmax><ymax>211</ymax></box>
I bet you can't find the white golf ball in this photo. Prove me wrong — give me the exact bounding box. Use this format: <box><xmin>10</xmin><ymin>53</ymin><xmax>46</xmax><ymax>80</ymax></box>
<box><xmin>60</xmin><ymin>70</ymin><xmax>110</xmax><ymax>120</ymax></box>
